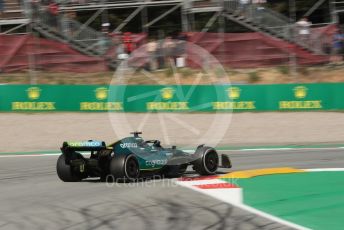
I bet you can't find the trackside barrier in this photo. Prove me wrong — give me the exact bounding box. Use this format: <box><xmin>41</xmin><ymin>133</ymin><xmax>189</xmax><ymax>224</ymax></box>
<box><xmin>0</xmin><ymin>83</ymin><xmax>343</xmax><ymax>112</ymax></box>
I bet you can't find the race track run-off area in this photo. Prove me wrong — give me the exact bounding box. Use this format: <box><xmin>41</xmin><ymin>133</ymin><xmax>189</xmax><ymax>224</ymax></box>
<box><xmin>1</xmin><ymin>147</ymin><xmax>344</xmax><ymax>230</ymax></box>
<box><xmin>177</xmin><ymin>167</ymin><xmax>344</xmax><ymax>230</ymax></box>
<box><xmin>2</xmin><ymin>112</ymin><xmax>344</xmax><ymax>230</ymax></box>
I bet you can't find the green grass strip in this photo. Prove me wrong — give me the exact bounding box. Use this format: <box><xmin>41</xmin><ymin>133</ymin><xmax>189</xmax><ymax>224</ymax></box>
<box><xmin>222</xmin><ymin>171</ymin><xmax>344</xmax><ymax>230</ymax></box>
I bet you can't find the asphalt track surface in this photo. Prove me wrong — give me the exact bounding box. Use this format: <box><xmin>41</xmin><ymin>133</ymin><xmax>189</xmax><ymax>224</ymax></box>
<box><xmin>1</xmin><ymin>148</ymin><xmax>344</xmax><ymax>230</ymax></box>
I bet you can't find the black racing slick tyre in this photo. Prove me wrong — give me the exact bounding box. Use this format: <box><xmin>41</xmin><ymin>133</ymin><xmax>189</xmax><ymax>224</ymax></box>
<box><xmin>193</xmin><ymin>146</ymin><xmax>219</xmax><ymax>176</ymax></box>
<box><xmin>56</xmin><ymin>154</ymin><xmax>85</xmax><ymax>182</ymax></box>
<box><xmin>109</xmin><ymin>154</ymin><xmax>140</xmax><ymax>182</ymax></box>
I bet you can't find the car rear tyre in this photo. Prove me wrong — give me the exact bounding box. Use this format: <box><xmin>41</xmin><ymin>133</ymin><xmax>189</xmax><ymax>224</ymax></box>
<box><xmin>109</xmin><ymin>154</ymin><xmax>139</xmax><ymax>182</ymax></box>
<box><xmin>193</xmin><ymin>146</ymin><xmax>218</xmax><ymax>175</ymax></box>
<box><xmin>56</xmin><ymin>154</ymin><xmax>85</xmax><ymax>182</ymax></box>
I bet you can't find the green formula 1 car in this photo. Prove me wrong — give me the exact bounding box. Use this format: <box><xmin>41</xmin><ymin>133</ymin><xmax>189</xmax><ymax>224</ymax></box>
<box><xmin>56</xmin><ymin>132</ymin><xmax>231</xmax><ymax>182</ymax></box>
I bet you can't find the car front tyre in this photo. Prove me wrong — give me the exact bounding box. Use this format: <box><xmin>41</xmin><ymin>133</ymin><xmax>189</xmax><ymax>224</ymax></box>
<box><xmin>193</xmin><ymin>147</ymin><xmax>219</xmax><ymax>176</ymax></box>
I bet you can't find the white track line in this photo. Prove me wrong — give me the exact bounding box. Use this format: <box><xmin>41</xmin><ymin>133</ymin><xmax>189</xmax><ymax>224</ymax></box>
<box><xmin>0</xmin><ymin>153</ymin><xmax>61</xmax><ymax>158</ymax></box>
<box><xmin>227</xmin><ymin>147</ymin><xmax>344</xmax><ymax>152</ymax></box>
<box><xmin>303</xmin><ymin>168</ymin><xmax>344</xmax><ymax>172</ymax></box>
<box><xmin>185</xmin><ymin>146</ymin><xmax>344</xmax><ymax>153</ymax></box>
<box><xmin>234</xmin><ymin>148</ymin><xmax>293</xmax><ymax>151</ymax></box>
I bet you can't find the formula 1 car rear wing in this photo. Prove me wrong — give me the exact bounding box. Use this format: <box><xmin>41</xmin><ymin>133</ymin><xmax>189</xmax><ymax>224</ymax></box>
<box><xmin>61</xmin><ymin>140</ymin><xmax>107</xmax><ymax>152</ymax></box>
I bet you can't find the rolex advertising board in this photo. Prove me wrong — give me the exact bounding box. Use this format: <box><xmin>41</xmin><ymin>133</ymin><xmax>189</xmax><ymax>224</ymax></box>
<box><xmin>0</xmin><ymin>83</ymin><xmax>342</xmax><ymax>112</ymax></box>
<box><xmin>271</xmin><ymin>84</ymin><xmax>332</xmax><ymax>110</ymax></box>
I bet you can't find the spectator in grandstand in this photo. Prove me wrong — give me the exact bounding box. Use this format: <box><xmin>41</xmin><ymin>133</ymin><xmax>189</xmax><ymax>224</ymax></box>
<box><xmin>30</xmin><ymin>0</ymin><xmax>40</xmax><ymax>21</ymax></box>
<box><xmin>61</xmin><ymin>13</ymin><xmax>76</xmax><ymax>37</ymax></box>
<box><xmin>0</xmin><ymin>0</ymin><xmax>4</xmax><ymax>16</ymax></box>
<box><xmin>156</xmin><ymin>39</ymin><xmax>165</xmax><ymax>69</ymax></box>
<box><xmin>163</xmin><ymin>36</ymin><xmax>176</xmax><ymax>66</ymax></box>
<box><xmin>41</xmin><ymin>0</ymin><xmax>50</xmax><ymax>5</ymax></box>
<box><xmin>48</xmin><ymin>1</ymin><xmax>60</xmax><ymax>31</ymax></box>
<box><xmin>88</xmin><ymin>34</ymin><xmax>110</xmax><ymax>55</ymax></box>
<box><xmin>102</xmin><ymin>22</ymin><xmax>110</xmax><ymax>35</ymax></box>
<box><xmin>332</xmin><ymin>28</ymin><xmax>344</xmax><ymax>62</ymax></box>
<box><xmin>296</xmin><ymin>17</ymin><xmax>312</xmax><ymax>46</ymax></box>
<box><xmin>122</xmin><ymin>32</ymin><xmax>135</xmax><ymax>54</ymax></box>
<box><xmin>147</xmin><ymin>39</ymin><xmax>158</xmax><ymax>71</ymax></box>
<box><xmin>86</xmin><ymin>23</ymin><xmax>112</xmax><ymax>55</ymax></box>
<box><xmin>175</xmin><ymin>34</ymin><xmax>187</xmax><ymax>68</ymax></box>
<box><xmin>252</xmin><ymin>0</ymin><xmax>266</xmax><ymax>23</ymax></box>
<box><xmin>238</xmin><ymin>0</ymin><xmax>249</xmax><ymax>18</ymax></box>
<box><xmin>116</xmin><ymin>39</ymin><xmax>128</xmax><ymax>61</ymax></box>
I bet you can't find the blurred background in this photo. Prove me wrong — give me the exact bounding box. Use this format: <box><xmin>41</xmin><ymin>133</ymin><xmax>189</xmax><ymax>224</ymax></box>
<box><xmin>1</xmin><ymin>4</ymin><xmax>344</xmax><ymax>229</ymax></box>
<box><xmin>0</xmin><ymin>0</ymin><xmax>342</xmax><ymax>85</ymax></box>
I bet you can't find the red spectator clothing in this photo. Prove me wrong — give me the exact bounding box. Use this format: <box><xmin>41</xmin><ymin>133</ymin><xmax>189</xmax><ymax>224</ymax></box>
<box><xmin>123</xmin><ymin>32</ymin><xmax>132</xmax><ymax>43</ymax></box>
<box><xmin>123</xmin><ymin>32</ymin><xmax>134</xmax><ymax>53</ymax></box>
<box><xmin>49</xmin><ymin>3</ymin><xmax>59</xmax><ymax>15</ymax></box>
<box><xmin>125</xmin><ymin>43</ymin><xmax>135</xmax><ymax>53</ymax></box>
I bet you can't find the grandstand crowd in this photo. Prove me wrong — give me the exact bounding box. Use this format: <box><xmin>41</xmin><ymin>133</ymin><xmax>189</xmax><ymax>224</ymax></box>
<box><xmin>0</xmin><ymin>0</ymin><xmax>343</xmax><ymax>73</ymax></box>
